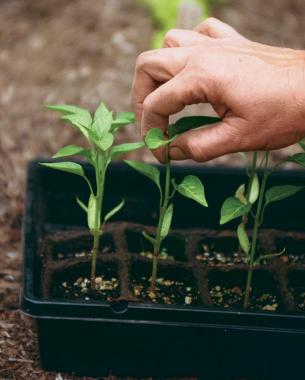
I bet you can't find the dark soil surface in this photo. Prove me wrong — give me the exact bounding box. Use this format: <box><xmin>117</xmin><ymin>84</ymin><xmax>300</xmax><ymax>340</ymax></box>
<box><xmin>2</xmin><ymin>0</ymin><xmax>305</xmax><ymax>379</ymax></box>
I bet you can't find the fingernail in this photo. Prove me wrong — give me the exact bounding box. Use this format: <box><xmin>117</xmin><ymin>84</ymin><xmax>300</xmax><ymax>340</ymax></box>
<box><xmin>169</xmin><ymin>146</ymin><xmax>186</xmax><ymax>160</ymax></box>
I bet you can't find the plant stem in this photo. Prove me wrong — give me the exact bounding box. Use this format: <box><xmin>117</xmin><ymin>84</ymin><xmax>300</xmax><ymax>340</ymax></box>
<box><xmin>150</xmin><ymin>146</ymin><xmax>171</xmax><ymax>294</ymax></box>
<box><xmin>243</xmin><ymin>151</ymin><xmax>270</xmax><ymax>308</ymax></box>
<box><xmin>242</xmin><ymin>152</ymin><xmax>257</xmax><ymax>225</ymax></box>
<box><xmin>91</xmin><ymin>155</ymin><xmax>106</xmax><ymax>289</ymax></box>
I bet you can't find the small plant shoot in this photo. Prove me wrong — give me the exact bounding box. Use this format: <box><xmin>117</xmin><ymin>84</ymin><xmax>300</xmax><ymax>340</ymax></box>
<box><xmin>125</xmin><ymin>116</ymin><xmax>218</xmax><ymax>298</ymax></box>
<box><xmin>41</xmin><ymin>103</ymin><xmax>144</xmax><ymax>288</ymax></box>
<box><xmin>220</xmin><ymin>150</ymin><xmax>305</xmax><ymax>308</ymax></box>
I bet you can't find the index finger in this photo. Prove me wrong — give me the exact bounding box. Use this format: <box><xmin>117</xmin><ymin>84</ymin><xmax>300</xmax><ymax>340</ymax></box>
<box><xmin>132</xmin><ymin>47</ymin><xmax>188</xmax><ymax>130</ymax></box>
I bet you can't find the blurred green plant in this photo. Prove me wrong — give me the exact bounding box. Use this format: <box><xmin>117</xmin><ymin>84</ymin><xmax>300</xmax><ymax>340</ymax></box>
<box><xmin>138</xmin><ymin>0</ymin><xmax>221</xmax><ymax>48</ymax></box>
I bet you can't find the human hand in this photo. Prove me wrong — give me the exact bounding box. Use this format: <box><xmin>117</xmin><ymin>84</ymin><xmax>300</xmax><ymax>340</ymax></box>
<box><xmin>132</xmin><ymin>18</ymin><xmax>305</xmax><ymax>162</ymax></box>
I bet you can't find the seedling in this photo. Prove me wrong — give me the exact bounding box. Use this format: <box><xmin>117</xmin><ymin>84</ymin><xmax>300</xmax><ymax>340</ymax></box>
<box><xmin>41</xmin><ymin>103</ymin><xmax>144</xmax><ymax>288</ymax></box>
<box><xmin>125</xmin><ymin>116</ymin><xmax>218</xmax><ymax>298</ymax></box>
<box><xmin>220</xmin><ymin>149</ymin><xmax>305</xmax><ymax>308</ymax></box>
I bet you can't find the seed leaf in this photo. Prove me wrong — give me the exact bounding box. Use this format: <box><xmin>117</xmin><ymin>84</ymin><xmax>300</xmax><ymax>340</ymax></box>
<box><xmin>237</xmin><ymin>223</ymin><xmax>250</xmax><ymax>256</ymax></box>
<box><xmin>235</xmin><ymin>184</ymin><xmax>247</xmax><ymax>204</ymax></box>
<box><xmin>160</xmin><ymin>203</ymin><xmax>173</xmax><ymax>240</ymax></box>
<box><xmin>256</xmin><ymin>249</ymin><xmax>285</xmax><ymax>264</ymax></box>
<box><xmin>142</xmin><ymin>231</ymin><xmax>157</xmax><ymax>246</ymax></box>
<box><xmin>168</xmin><ymin>116</ymin><xmax>221</xmax><ymax>138</ymax></box>
<box><xmin>93</xmin><ymin>103</ymin><xmax>113</xmax><ymax>138</ymax></box>
<box><xmin>53</xmin><ymin>145</ymin><xmax>86</xmax><ymax>159</ymax></box>
<box><xmin>220</xmin><ymin>197</ymin><xmax>251</xmax><ymax>225</ymax></box>
<box><xmin>76</xmin><ymin>196</ymin><xmax>88</xmax><ymax>213</ymax></box>
<box><xmin>265</xmin><ymin>185</ymin><xmax>305</xmax><ymax>206</ymax></box>
<box><xmin>40</xmin><ymin>162</ymin><xmax>85</xmax><ymax>177</ymax></box>
<box><xmin>104</xmin><ymin>199</ymin><xmax>125</xmax><ymax>222</ymax></box>
<box><xmin>145</xmin><ymin>128</ymin><xmax>176</xmax><ymax>149</ymax></box>
<box><xmin>124</xmin><ymin>160</ymin><xmax>161</xmax><ymax>193</ymax></box>
<box><xmin>110</xmin><ymin>142</ymin><xmax>145</xmax><ymax>160</ymax></box>
<box><xmin>173</xmin><ymin>175</ymin><xmax>208</xmax><ymax>207</ymax></box>
<box><xmin>287</xmin><ymin>153</ymin><xmax>305</xmax><ymax>168</ymax></box>
<box><xmin>87</xmin><ymin>194</ymin><xmax>98</xmax><ymax>231</ymax></box>
<box><xmin>249</xmin><ymin>173</ymin><xmax>259</xmax><ymax>204</ymax></box>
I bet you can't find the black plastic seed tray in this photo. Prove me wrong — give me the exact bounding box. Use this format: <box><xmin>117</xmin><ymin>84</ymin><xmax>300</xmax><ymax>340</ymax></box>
<box><xmin>21</xmin><ymin>160</ymin><xmax>305</xmax><ymax>379</ymax></box>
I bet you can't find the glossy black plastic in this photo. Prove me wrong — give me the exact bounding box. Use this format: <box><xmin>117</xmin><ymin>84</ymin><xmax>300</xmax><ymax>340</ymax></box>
<box><xmin>21</xmin><ymin>161</ymin><xmax>305</xmax><ymax>379</ymax></box>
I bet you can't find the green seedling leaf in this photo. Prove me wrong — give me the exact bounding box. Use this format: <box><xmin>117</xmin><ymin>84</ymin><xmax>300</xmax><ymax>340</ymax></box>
<box><xmin>109</xmin><ymin>141</ymin><xmax>145</xmax><ymax>160</ymax></box>
<box><xmin>111</xmin><ymin>112</ymin><xmax>135</xmax><ymax>132</ymax></box>
<box><xmin>145</xmin><ymin>128</ymin><xmax>177</xmax><ymax>149</ymax></box>
<box><xmin>88</xmin><ymin>130</ymin><xmax>114</xmax><ymax>151</ymax></box>
<box><xmin>104</xmin><ymin>199</ymin><xmax>125</xmax><ymax>222</ymax></box>
<box><xmin>173</xmin><ymin>175</ymin><xmax>208</xmax><ymax>207</ymax></box>
<box><xmin>249</xmin><ymin>173</ymin><xmax>259</xmax><ymax>204</ymax></box>
<box><xmin>53</xmin><ymin>144</ymin><xmax>86</xmax><ymax>159</ymax></box>
<box><xmin>61</xmin><ymin>114</ymin><xmax>90</xmax><ymax>139</ymax></box>
<box><xmin>40</xmin><ymin>162</ymin><xmax>85</xmax><ymax>177</ymax></box>
<box><xmin>93</xmin><ymin>103</ymin><xmax>113</xmax><ymax>138</ymax></box>
<box><xmin>124</xmin><ymin>160</ymin><xmax>161</xmax><ymax>194</ymax></box>
<box><xmin>142</xmin><ymin>231</ymin><xmax>157</xmax><ymax>246</ymax></box>
<box><xmin>287</xmin><ymin>153</ymin><xmax>305</xmax><ymax>168</ymax></box>
<box><xmin>87</xmin><ymin>194</ymin><xmax>98</xmax><ymax>231</ymax></box>
<box><xmin>265</xmin><ymin>185</ymin><xmax>305</xmax><ymax>206</ymax></box>
<box><xmin>220</xmin><ymin>197</ymin><xmax>251</xmax><ymax>225</ymax></box>
<box><xmin>237</xmin><ymin>223</ymin><xmax>250</xmax><ymax>256</ymax></box>
<box><xmin>76</xmin><ymin>196</ymin><xmax>88</xmax><ymax>213</ymax></box>
<box><xmin>168</xmin><ymin>116</ymin><xmax>221</xmax><ymax>138</ymax></box>
<box><xmin>45</xmin><ymin>104</ymin><xmax>92</xmax><ymax>127</ymax></box>
<box><xmin>235</xmin><ymin>184</ymin><xmax>247</xmax><ymax>204</ymax></box>
<box><xmin>160</xmin><ymin>203</ymin><xmax>173</xmax><ymax>240</ymax></box>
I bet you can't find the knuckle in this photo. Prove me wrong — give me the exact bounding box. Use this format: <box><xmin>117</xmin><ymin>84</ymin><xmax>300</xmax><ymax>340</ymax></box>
<box><xmin>164</xmin><ymin>29</ymin><xmax>179</xmax><ymax>47</ymax></box>
<box><xmin>136</xmin><ymin>50</ymin><xmax>154</xmax><ymax>70</ymax></box>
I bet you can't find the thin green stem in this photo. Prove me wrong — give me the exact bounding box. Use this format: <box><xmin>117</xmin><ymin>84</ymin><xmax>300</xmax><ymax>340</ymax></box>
<box><xmin>242</xmin><ymin>151</ymin><xmax>257</xmax><ymax>226</ymax></box>
<box><xmin>243</xmin><ymin>151</ymin><xmax>270</xmax><ymax>308</ymax></box>
<box><xmin>90</xmin><ymin>152</ymin><xmax>107</xmax><ymax>289</ymax></box>
<box><xmin>150</xmin><ymin>146</ymin><xmax>171</xmax><ymax>294</ymax></box>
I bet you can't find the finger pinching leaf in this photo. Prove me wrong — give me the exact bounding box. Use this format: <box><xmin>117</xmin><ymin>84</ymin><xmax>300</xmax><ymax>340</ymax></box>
<box><xmin>145</xmin><ymin>128</ymin><xmax>177</xmax><ymax>149</ymax></box>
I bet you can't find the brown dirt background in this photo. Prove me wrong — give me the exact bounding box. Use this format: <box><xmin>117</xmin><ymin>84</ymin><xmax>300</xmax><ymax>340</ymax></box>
<box><xmin>1</xmin><ymin>0</ymin><xmax>305</xmax><ymax>379</ymax></box>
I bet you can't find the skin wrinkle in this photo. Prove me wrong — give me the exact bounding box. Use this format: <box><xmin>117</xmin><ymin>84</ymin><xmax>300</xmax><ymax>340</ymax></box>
<box><xmin>132</xmin><ymin>18</ymin><xmax>305</xmax><ymax>162</ymax></box>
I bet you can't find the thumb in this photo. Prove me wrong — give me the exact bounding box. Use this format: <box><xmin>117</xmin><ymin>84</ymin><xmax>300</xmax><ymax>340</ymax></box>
<box><xmin>169</xmin><ymin>119</ymin><xmax>242</xmax><ymax>162</ymax></box>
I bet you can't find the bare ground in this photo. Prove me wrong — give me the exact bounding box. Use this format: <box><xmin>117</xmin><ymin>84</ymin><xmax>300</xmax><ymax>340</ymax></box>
<box><xmin>1</xmin><ymin>0</ymin><xmax>305</xmax><ymax>379</ymax></box>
